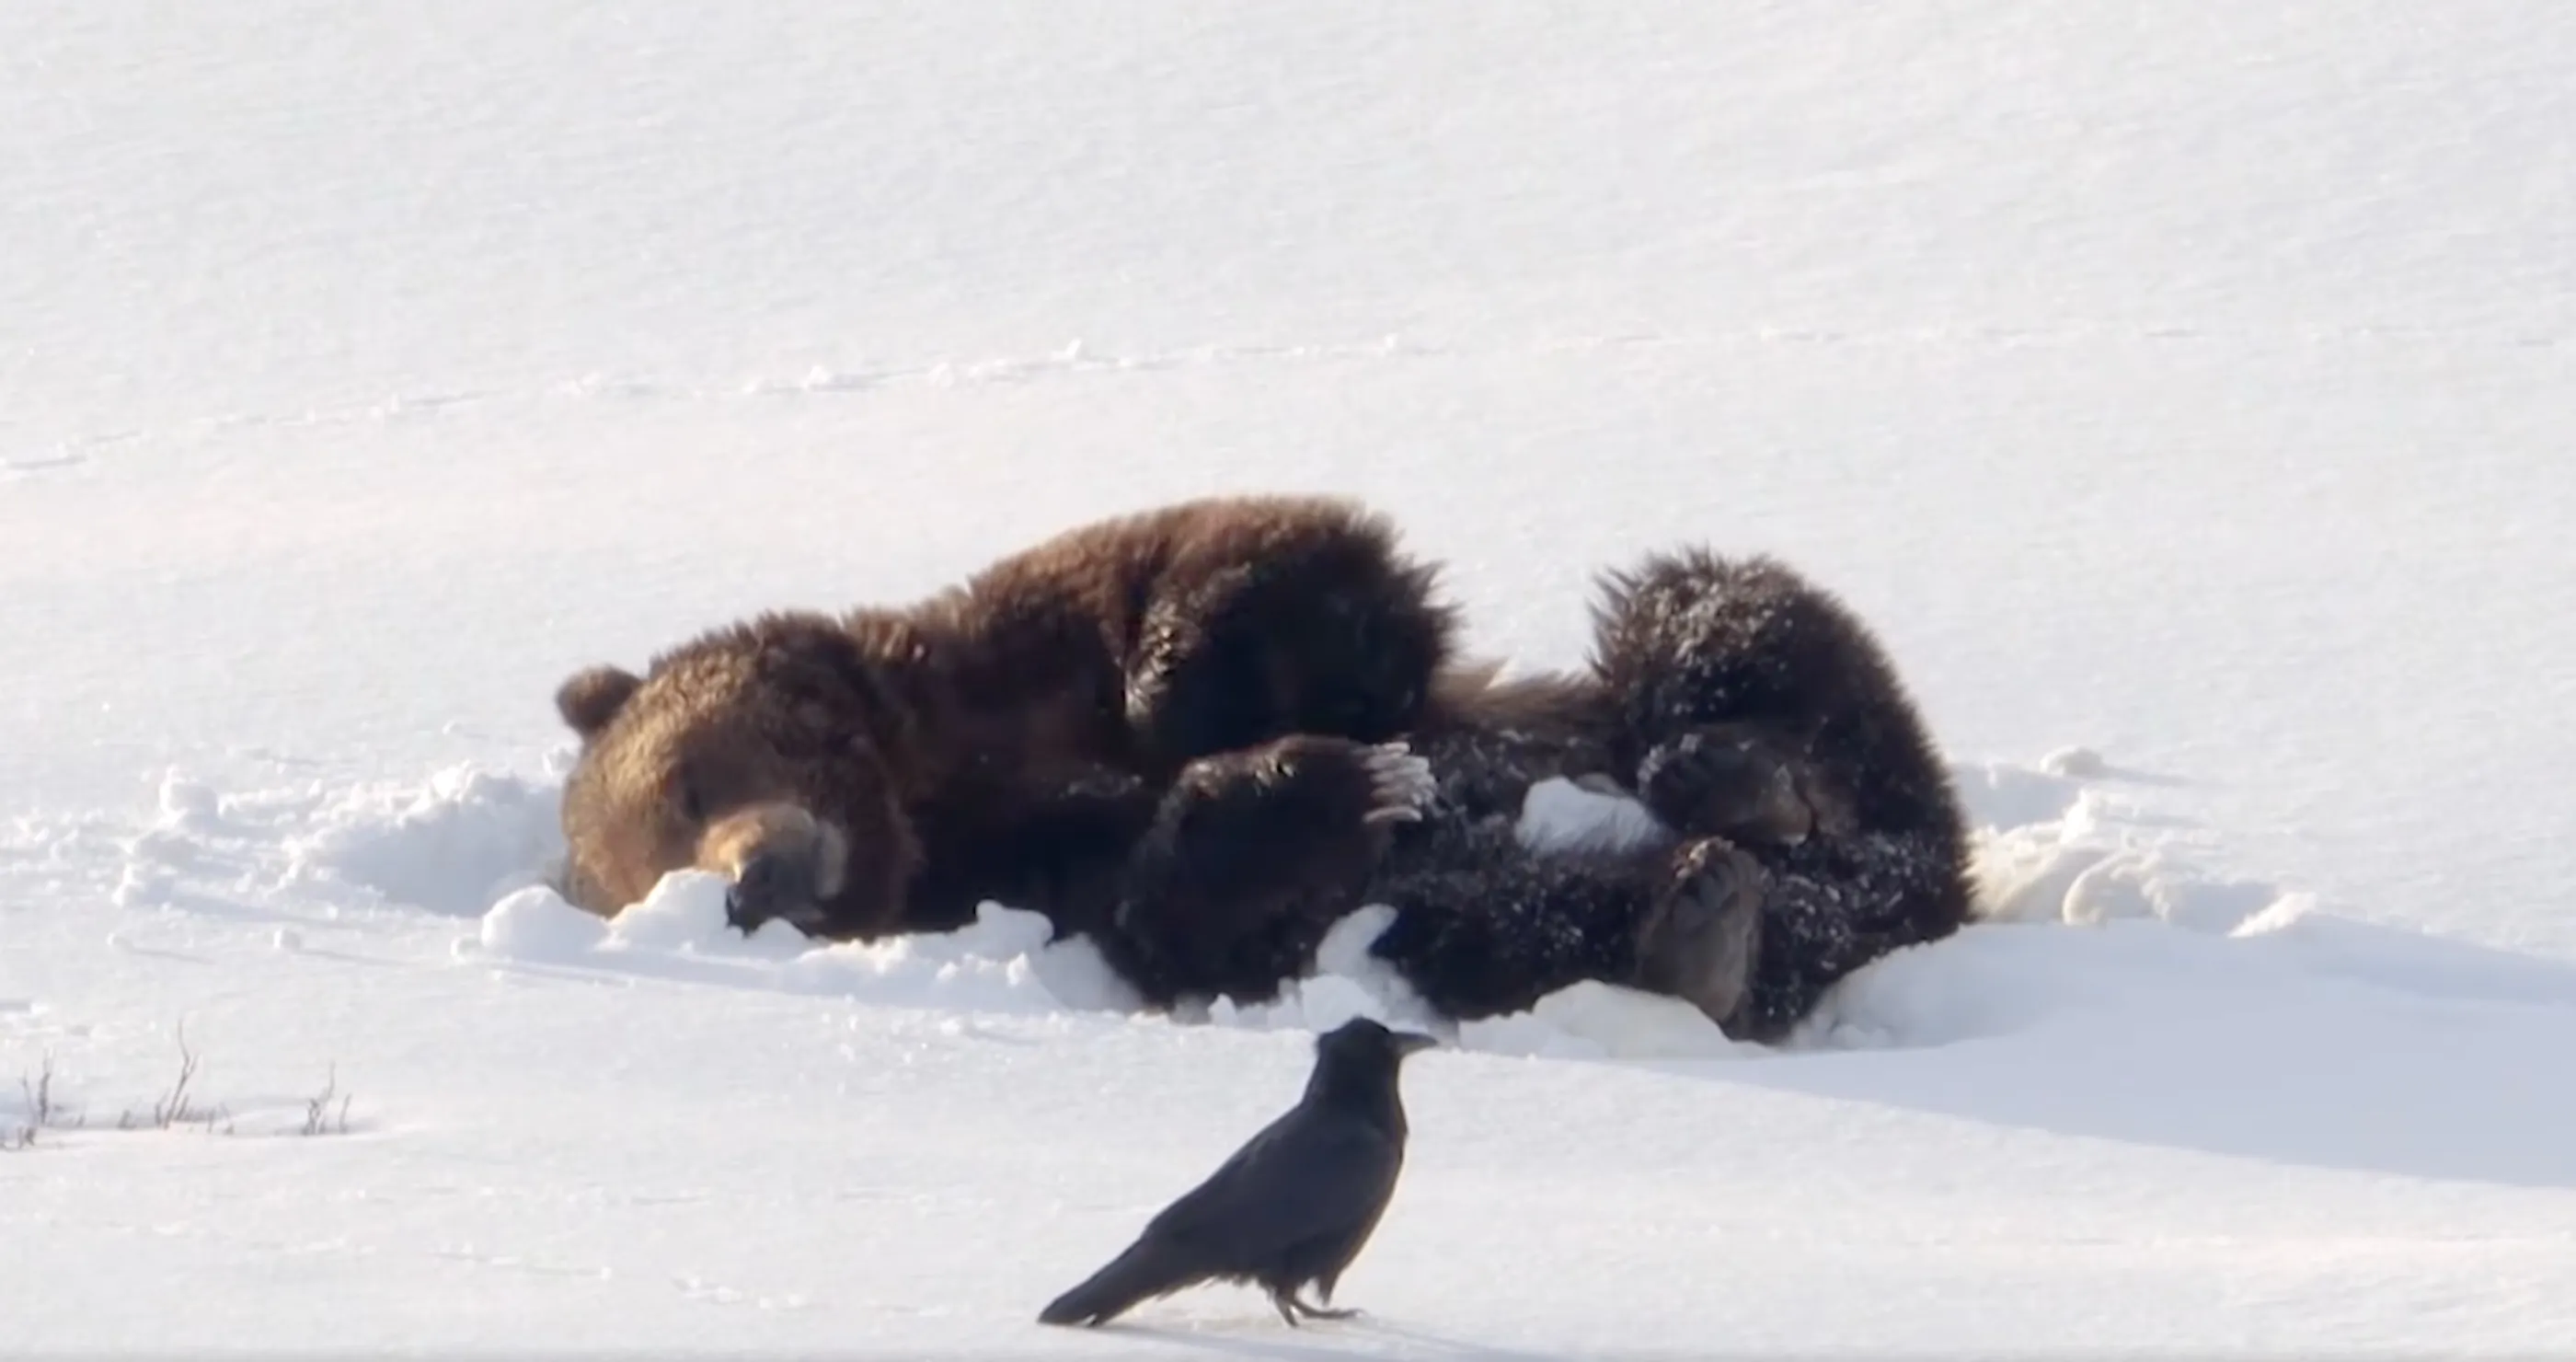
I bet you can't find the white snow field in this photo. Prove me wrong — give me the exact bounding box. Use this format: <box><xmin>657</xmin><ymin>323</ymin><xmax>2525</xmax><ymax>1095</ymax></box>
<box><xmin>6</xmin><ymin>1</ymin><xmax>2575</xmax><ymax>1354</ymax></box>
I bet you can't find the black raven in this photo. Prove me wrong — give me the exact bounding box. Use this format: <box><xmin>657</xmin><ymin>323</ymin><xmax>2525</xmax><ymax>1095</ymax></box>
<box><xmin>1037</xmin><ymin>1016</ymin><xmax>1439</xmax><ymax>1329</ymax></box>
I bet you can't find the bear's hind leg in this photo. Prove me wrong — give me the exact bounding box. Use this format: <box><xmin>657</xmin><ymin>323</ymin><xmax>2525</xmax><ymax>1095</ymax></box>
<box><xmin>1365</xmin><ymin>829</ymin><xmax>1805</xmax><ymax>1042</ymax></box>
<box><xmin>1358</xmin><ymin>824</ymin><xmax>1681</xmax><ymax>1023</ymax></box>
<box><xmin>1725</xmin><ymin>833</ymin><xmax>1978</xmax><ymax>1042</ymax></box>
<box><xmin>1628</xmin><ymin>836</ymin><xmax>1769</xmax><ymax>1036</ymax></box>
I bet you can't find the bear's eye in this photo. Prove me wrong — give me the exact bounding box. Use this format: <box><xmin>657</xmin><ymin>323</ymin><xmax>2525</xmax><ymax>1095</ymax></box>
<box><xmin>673</xmin><ymin>769</ymin><xmax>706</xmax><ymax>824</ymax></box>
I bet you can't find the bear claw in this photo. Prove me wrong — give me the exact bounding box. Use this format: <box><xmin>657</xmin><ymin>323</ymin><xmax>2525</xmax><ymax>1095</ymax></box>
<box><xmin>1361</xmin><ymin>742</ymin><xmax>1436</xmax><ymax>825</ymax></box>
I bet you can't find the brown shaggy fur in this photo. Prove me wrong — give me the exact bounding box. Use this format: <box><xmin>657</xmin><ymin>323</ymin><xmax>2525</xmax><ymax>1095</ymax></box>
<box><xmin>550</xmin><ymin>495</ymin><xmax>1975</xmax><ymax>1043</ymax></box>
<box><xmin>553</xmin><ymin>494</ymin><xmax>1493</xmax><ymax>945</ymax></box>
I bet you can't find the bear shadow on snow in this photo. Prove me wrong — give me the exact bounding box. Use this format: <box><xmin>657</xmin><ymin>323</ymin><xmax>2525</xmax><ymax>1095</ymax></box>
<box><xmin>547</xmin><ymin>492</ymin><xmax>1975</xmax><ymax>1045</ymax></box>
<box><xmin>1637</xmin><ymin>863</ymin><xmax>2576</xmax><ymax>1195</ymax></box>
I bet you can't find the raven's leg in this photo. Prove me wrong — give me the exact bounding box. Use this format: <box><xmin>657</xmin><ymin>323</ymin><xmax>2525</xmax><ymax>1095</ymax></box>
<box><xmin>1267</xmin><ymin>1287</ymin><xmax>1362</xmax><ymax>1325</ymax></box>
<box><xmin>1094</xmin><ymin>735</ymin><xmax>1435</xmax><ymax>1009</ymax></box>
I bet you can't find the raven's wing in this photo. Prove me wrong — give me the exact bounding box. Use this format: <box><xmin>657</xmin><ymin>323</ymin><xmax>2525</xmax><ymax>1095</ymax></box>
<box><xmin>1136</xmin><ymin>1106</ymin><xmax>1400</xmax><ymax>1262</ymax></box>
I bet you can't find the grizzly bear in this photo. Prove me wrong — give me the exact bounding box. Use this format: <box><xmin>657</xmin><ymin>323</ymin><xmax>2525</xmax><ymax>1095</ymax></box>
<box><xmin>1264</xmin><ymin>548</ymin><xmax>1976</xmax><ymax>1042</ymax></box>
<box><xmin>1101</xmin><ymin>547</ymin><xmax>1975</xmax><ymax>1043</ymax></box>
<box><xmin>551</xmin><ymin>494</ymin><xmax>1465</xmax><ymax>944</ymax></box>
<box><xmin>549</xmin><ymin>495</ymin><xmax>1975</xmax><ymax>1044</ymax></box>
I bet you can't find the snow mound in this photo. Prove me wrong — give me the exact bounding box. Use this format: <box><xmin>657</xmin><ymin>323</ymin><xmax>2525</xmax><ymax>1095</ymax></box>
<box><xmin>2040</xmin><ymin>744</ymin><xmax>2110</xmax><ymax>779</ymax></box>
<box><xmin>1950</xmin><ymin>757</ymin><xmax>2095</xmax><ymax>832</ymax></box>
<box><xmin>435</xmin><ymin>775</ymin><xmax>1790</xmax><ymax>1058</ymax></box>
<box><xmin>775</xmin><ymin>903</ymin><xmax>1134</xmax><ymax>1016</ymax></box>
<box><xmin>598</xmin><ymin>869</ymin><xmax>782</xmax><ymax>952</ymax></box>
<box><xmin>285</xmin><ymin>764</ymin><xmax>565</xmax><ymax>918</ymax></box>
<box><xmin>468</xmin><ymin>871</ymin><xmax>1142</xmax><ymax>1020</ymax></box>
<box><xmin>476</xmin><ymin>883</ymin><xmax>609</xmax><ymax>961</ymax></box>
<box><xmin>1462</xmin><ymin>982</ymin><xmax>1762</xmax><ymax>1061</ymax></box>
<box><xmin>109</xmin><ymin>773</ymin><xmax>236</xmax><ymax>910</ymax></box>
<box><xmin>1193</xmin><ymin>906</ymin><xmax>1438</xmax><ymax>1036</ymax></box>
<box><xmin>102</xmin><ymin>742</ymin><xmax>2570</xmax><ymax>1071</ymax></box>
<box><xmin>1950</xmin><ymin>755</ymin><xmax>2291</xmax><ymax>933</ymax></box>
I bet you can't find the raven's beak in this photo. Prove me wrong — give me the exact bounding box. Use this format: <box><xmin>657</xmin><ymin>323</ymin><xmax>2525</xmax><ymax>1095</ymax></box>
<box><xmin>1392</xmin><ymin>1030</ymin><xmax>1439</xmax><ymax>1056</ymax></box>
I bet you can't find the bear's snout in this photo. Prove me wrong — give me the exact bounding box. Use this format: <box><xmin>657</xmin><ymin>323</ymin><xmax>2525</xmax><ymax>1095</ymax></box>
<box><xmin>701</xmin><ymin>802</ymin><xmax>852</xmax><ymax>935</ymax></box>
<box><xmin>726</xmin><ymin>847</ymin><xmax>816</xmax><ymax>930</ymax></box>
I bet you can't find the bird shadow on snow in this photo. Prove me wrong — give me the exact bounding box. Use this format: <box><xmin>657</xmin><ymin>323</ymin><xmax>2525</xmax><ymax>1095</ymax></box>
<box><xmin>112</xmin><ymin>745</ymin><xmax>2576</xmax><ymax>1194</ymax></box>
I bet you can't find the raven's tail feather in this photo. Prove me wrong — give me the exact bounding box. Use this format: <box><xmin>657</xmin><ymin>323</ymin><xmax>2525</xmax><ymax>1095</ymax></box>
<box><xmin>1038</xmin><ymin>1237</ymin><xmax>1202</xmax><ymax>1328</ymax></box>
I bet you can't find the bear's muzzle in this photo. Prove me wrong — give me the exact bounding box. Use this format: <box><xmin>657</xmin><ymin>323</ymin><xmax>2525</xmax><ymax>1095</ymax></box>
<box><xmin>701</xmin><ymin>803</ymin><xmax>851</xmax><ymax>935</ymax></box>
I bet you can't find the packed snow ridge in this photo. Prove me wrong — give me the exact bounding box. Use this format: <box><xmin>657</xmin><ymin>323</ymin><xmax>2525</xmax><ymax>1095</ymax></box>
<box><xmin>66</xmin><ymin>738</ymin><xmax>2549</xmax><ymax>1068</ymax></box>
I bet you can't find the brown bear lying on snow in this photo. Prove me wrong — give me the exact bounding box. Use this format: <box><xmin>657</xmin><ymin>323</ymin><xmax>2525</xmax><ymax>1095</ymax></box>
<box><xmin>550</xmin><ymin>494</ymin><xmax>1974</xmax><ymax>1043</ymax></box>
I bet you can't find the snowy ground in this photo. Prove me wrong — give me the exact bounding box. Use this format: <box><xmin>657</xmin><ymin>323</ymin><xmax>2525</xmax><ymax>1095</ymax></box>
<box><xmin>7</xmin><ymin>2</ymin><xmax>2576</xmax><ymax>1355</ymax></box>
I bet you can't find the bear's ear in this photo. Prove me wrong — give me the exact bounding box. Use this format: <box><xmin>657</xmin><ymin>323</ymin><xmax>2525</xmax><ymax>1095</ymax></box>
<box><xmin>556</xmin><ymin>664</ymin><xmax>644</xmax><ymax>740</ymax></box>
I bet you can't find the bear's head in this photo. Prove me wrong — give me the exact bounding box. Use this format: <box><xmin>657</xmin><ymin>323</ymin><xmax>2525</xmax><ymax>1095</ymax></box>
<box><xmin>551</xmin><ymin>611</ymin><xmax>925</xmax><ymax>940</ymax></box>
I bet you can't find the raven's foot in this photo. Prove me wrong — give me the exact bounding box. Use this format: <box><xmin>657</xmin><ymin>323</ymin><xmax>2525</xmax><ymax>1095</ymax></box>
<box><xmin>1636</xmin><ymin>724</ymin><xmax>1833</xmax><ymax>846</ymax></box>
<box><xmin>1630</xmin><ymin>836</ymin><xmax>1766</xmax><ymax>1036</ymax></box>
<box><xmin>1269</xmin><ymin>1288</ymin><xmax>1364</xmax><ymax>1327</ymax></box>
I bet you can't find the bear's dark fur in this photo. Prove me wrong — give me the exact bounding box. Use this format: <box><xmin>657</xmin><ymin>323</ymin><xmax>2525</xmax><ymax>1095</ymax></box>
<box><xmin>1126</xmin><ymin>548</ymin><xmax>1976</xmax><ymax>1043</ymax></box>
<box><xmin>551</xmin><ymin>494</ymin><xmax>1467</xmax><ymax>946</ymax></box>
<box><xmin>550</xmin><ymin>496</ymin><xmax>1974</xmax><ymax>1044</ymax></box>
<box><xmin>1404</xmin><ymin>550</ymin><xmax>1972</xmax><ymax>1040</ymax></box>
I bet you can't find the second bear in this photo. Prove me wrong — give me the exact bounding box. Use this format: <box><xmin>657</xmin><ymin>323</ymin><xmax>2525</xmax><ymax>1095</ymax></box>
<box><xmin>1120</xmin><ymin>548</ymin><xmax>1978</xmax><ymax>1043</ymax></box>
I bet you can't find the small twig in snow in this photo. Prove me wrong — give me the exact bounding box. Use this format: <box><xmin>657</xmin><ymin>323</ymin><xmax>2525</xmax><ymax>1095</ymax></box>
<box><xmin>300</xmin><ymin>1064</ymin><xmax>355</xmax><ymax>1137</ymax></box>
